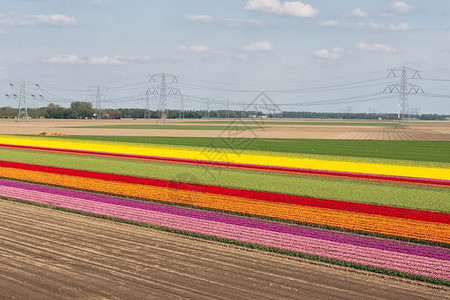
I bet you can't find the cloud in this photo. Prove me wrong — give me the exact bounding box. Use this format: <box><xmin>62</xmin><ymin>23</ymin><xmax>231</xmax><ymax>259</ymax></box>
<box><xmin>184</xmin><ymin>14</ymin><xmax>215</xmax><ymax>23</ymax></box>
<box><xmin>331</xmin><ymin>47</ymin><xmax>344</xmax><ymax>53</ymax></box>
<box><xmin>0</xmin><ymin>29</ymin><xmax>5</xmax><ymax>35</ymax></box>
<box><xmin>379</xmin><ymin>1</ymin><xmax>414</xmax><ymax>17</ymax></box>
<box><xmin>242</xmin><ymin>40</ymin><xmax>273</xmax><ymax>51</ymax></box>
<box><xmin>185</xmin><ymin>14</ymin><xmax>264</xmax><ymax>27</ymax></box>
<box><xmin>45</xmin><ymin>55</ymin><xmax>85</xmax><ymax>64</ymax></box>
<box><xmin>244</xmin><ymin>0</ymin><xmax>318</xmax><ymax>18</ymax></box>
<box><xmin>87</xmin><ymin>56</ymin><xmax>123</xmax><ymax>65</ymax></box>
<box><xmin>121</xmin><ymin>56</ymin><xmax>151</xmax><ymax>62</ymax></box>
<box><xmin>223</xmin><ymin>18</ymin><xmax>265</xmax><ymax>27</ymax></box>
<box><xmin>88</xmin><ymin>0</ymin><xmax>102</xmax><ymax>6</ymax></box>
<box><xmin>391</xmin><ymin>1</ymin><xmax>413</xmax><ymax>13</ymax></box>
<box><xmin>319</xmin><ymin>20</ymin><xmax>411</xmax><ymax>31</ymax></box>
<box><xmin>178</xmin><ymin>45</ymin><xmax>210</xmax><ymax>53</ymax></box>
<box><xmin>345</xmin><ymin>8</ymin><xmax>368</xmax><ymax>18</ymax></box>
<box><xmin>314</xmin><ymin>47</ymin><xmax>343</xmax><ymax>60</ymax></box>
<box><xmin>319</xmin><ymin>20</ymin><xmax>339</xmax><ymax>27</ymax></box>
<box><xmin>0</xmin><ymin>12</ymin><xmax>77</xmax><ymax>26</ymax></box>
<box><xmin>356</xmin><ymin>42</ymin><xmax>397</xmax><ymax>53</ymax></box>
<box><xmin>45</xmin><ymin>54</ymin><xmax>125</xmax><ymax>65</ymax></box>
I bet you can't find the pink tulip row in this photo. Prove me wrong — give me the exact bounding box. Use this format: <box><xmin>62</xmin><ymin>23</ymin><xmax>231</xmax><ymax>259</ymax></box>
<box><xmin>1</xmin><ymin>182</ymin><xmax>448</xmax><ymax>281</ymax></box>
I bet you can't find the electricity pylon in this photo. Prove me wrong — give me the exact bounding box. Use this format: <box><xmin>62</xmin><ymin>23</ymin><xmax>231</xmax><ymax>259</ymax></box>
<box><xmin>384</xmin><ymin>66</ymin><xmax>424</xmax><ymax>127</ymax></box>
<box><xmin>6</xmin><ymin>80</ymin><xmax>31</xmax><ymax>121</ymax></box>
<box><xmin>149</xmin><ymin>72</ymin><xmax>181</xmax><ymax>124</ymax></box>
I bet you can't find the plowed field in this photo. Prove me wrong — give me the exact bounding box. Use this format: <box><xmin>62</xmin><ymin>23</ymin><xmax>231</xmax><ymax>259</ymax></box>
<box><xmin>0</xmin><ymin>200</ymin><xmax>448</xmax><ymax>299</ymax></box>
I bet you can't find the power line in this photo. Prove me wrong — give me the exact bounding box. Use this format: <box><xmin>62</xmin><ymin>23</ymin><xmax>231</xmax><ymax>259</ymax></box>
<box><xmin>178</xmin><ymin>70</ymin><xmax>384</xmax><ymax>87</ymax></box>
<box><xmin>416</xmin><ymin>93</ymin><xmax>450</xmax><ymax>99</ymax></box>
<box><xmin>276</xmin><ymin>93</ymin><xmax>393</xmax><ymax>107</ymax></box>
<box><xmin>419</xmin><ymin>78</ymin><xmax>450</xmax><ymax>82</ymax></box>
<box><xmin>174</xmin><ymin>77</ymin><xmax>387</xmax><ymax>94</ymax></box>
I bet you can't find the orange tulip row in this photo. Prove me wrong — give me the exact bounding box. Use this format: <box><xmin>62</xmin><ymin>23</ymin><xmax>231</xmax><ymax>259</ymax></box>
<box><xmin>1</xmin><ymin>166</ymin><xmax>448</xmax><ymax>244</ymax></box>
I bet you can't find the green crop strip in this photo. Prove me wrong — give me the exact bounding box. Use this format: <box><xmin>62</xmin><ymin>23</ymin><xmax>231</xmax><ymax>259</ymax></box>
<box><xmin>1</xmin><ymin>148</ymin><xmax>448</xmax><ymax>213</ymax></box>
<box><xmin>2</xmin><ymin>196</ymin><xmax>448</xmax><ymax>286</ymax></box>
<box><xmin>33</xmin><ymin>135</ymin><xmax>450</xmax><ymax>163</ymax></box>
<box><xmin>62</xmin><ymin>124</ymin><xmax>263</xmax><ymax>130</ymax></box>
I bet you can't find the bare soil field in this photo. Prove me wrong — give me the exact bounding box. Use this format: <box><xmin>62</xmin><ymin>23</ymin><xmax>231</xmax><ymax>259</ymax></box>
<box><xmin>0</xmin><ymin>118</ymin><xmax>449</xmax><ymax>140</ymax></box>
<box><xmin>0</xmin><ymin>200</ymin><xmax>448</xmax><ymax>299</ymax></box>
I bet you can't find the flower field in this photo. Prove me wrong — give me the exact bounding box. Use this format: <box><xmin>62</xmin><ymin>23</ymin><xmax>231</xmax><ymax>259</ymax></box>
<box><xmin>0</xmin><ymin>135</ymin><xmax>449</xmax><ymax>285</ymax></box>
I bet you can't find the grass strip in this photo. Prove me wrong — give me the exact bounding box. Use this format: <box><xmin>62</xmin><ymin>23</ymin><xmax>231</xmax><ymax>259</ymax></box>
<box><xmin>2</xmin><ymin>196</ymin><xmax>448</xmax><ymax>286</ymax></box>
<box><xmin>62</xmin><ymin>124</ymin><xmax>263</xmax><ymax>130</ymax></box>
<box><xmin>36</xmin><ymin>135</ymin><xmax>450</xmax><ymax>163</ymax></box>
<box><xmin>1</xmin><ymin>148</ymin><xmax>448</xmax><ymax>213</ymax></box>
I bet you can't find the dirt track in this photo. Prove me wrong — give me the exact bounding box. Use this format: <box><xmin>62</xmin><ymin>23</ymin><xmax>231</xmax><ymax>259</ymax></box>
<box><xmin>0</xmin><ymin>119</ymin><xmax>449</xmax><ymax>140</ymax></box>
<box><xmin>0</xmin><ymin>200</ymin><xmax>447</xmax><ymax>299</ymax></box>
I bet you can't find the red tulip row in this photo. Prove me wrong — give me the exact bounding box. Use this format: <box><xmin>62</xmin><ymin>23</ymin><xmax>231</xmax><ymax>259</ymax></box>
<box><xmin>0</xmin><ymin>160</ymin><xmax>448</xmax><ymax>225</ymax></box>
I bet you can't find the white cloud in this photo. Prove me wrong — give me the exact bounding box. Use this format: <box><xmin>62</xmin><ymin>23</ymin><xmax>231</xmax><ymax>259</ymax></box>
<box><xmin>314</xmin><ymin>47</ymin><xmax>343</xmax><ymax>60</ymax></box>
<box><xmin>90</xmin><ymin>0</ymin><xmax>102</xmax><ymax>6</ymax></box>
<box><xmin>45</xmin><ymin>54</ymin><xmax>85</xmax><ymax>64</ymax></box>
<box><xmin>379</xmin><ymin>1</ymin><xmax>414</xmax><ymax>16</ymax></box>
<box><xmin>178</xmin><ymin>45</ymin><xmax>210</xmax><ymax>53</ymax></box>
<box><xmin>391</xmin><ymin>1</ymin><xmax>413</xmax><ymax>14</ymax></box>
<box><xmin>88</xmin><ymin>56</ymin><xmax>122</xmax><ymax>65</ymax></box>
<box><xmin>0</xmin><ymin>29</ymin><xmax>5</xmax><ymax>35</ymax></box>
<box><xmin>185</xmin><ymin>14</ymin><xmax>264</xmax><ymax>27</ymax></box>
<box><xmin>356</xmin><ymin>42</ymin><xmax>397</xmax><ymax>53</ymax></box>
<box><xmin>0</xmin><ymin>12</ymin><xmax>77</xmax><ymax>26</ymax></box>
<box><xmin>331</xmin><ymin>47</ymin><xmax>344</xmax><ymax>53</ymax></box>
<box><xmin>120</xmin><ymin>56</ymin><xmax>152</xmax><ymax>62</ymax></box>
<box><xmin>184</xmin><ymin>14</ymin><xmax>215</xmax><ymax>23</ymax></box>
<box><xmin>242</xmin><ymin>40</ymin><xmax>273</xmax><ymax>51</ymax></box>
<box><xmin>345</xmin><ymin>8</ymin><xmax>368</xmax><ymax>18</ymax></box>
<box><xmin>319</xmin><ymin>20</ymin><xmax>411</xmax><ymax>31</ymax></box>
<box><xmin>244</xmin><ymin>0</ymin><xmax>318</xmax><ymax>18</ymax></box>
<box><xmin>45</xmin><ymin>54</ymin><xmax>124</xmax><ymax>65</ymax></box>
<box><xmin>88</xmin><ymin>0</ymin><xmax>102</xmax><ymax>6</ymax></box>
<box><xmin>319</xmin><ymin>20</ymin><xmax>339</xmax><ymax>27</ymax></box>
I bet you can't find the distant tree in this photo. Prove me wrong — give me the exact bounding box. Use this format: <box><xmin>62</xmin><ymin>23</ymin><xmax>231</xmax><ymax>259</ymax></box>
<box><xmin>107</xmin><ymin>109</ymin><xmax>122</xmax><ymax>119</ymax></box>
<box><xmin>44</xmin><ymin>103</ymin><xmax>62</xmax><ymax>118</ymax></box>
<box><xmin>70</xmin><ymin>101</ymin><xmax>94</xmax><ymax>119</ymax></box>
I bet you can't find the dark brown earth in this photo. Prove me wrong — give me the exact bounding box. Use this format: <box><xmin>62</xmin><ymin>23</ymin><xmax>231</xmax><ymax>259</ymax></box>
<box><xmin>0</xmin><ymin>200</ymin><xmax>448</xmax><ymax>299</ymax></box>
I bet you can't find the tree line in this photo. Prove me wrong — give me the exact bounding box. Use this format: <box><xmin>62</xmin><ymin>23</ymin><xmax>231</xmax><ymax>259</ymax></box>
<box><xmin>0</xmin><ymin>102</ymin><xmax>448</xmax><ymax>120</ymax></box>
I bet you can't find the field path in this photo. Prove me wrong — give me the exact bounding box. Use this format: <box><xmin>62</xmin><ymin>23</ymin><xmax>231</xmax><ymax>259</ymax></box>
<box><xmin>0</xmin><ymin>200</ymin><xmax>447</xmax><ymax>299</ymax></box>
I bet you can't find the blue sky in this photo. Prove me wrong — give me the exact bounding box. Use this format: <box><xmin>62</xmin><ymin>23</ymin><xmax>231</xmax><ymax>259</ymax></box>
<box><xmin>1</xmin><ymin>0</ymin><xmax>449</xmax><ymax>114</ymax></box>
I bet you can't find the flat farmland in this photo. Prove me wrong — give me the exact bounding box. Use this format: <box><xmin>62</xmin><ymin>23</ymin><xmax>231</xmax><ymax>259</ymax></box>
<box><xmin>1</xmin><ymin>200</ymin><xmax>447</xmax><ymax>300</ymax></box>
<box><xmin>0</xmin><ymin>118</ymin><xmax>449</xmax><ymax>140</ymax></box>
<box><xmin>0</xmin><ymin>119</ymin><xmax>449</xmax><ymax>298</ymax></box>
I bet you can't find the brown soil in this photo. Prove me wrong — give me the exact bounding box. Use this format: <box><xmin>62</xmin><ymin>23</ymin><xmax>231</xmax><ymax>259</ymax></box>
<box><xmin>0</xmin><ymin>119</ymin><xmax>449</xmax><ymax>140</ymax></box>
<box><xmin>0</xmin><ymin>200</ymin><xmax>448</xmax><ymax>299</ymax></box>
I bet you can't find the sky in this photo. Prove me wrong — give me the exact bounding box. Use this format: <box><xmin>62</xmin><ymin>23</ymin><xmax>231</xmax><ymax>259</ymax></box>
<box><xmin>0</xmin><ymin>0</ymin><xmax>449</xmax><ymax>114</ymax></box>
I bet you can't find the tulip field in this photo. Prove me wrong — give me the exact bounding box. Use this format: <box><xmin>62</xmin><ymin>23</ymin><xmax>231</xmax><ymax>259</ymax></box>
<box><xmin>0</xmin><ymin>134</ymin><xmax>449</xmax><ymax>285</ymax></box>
